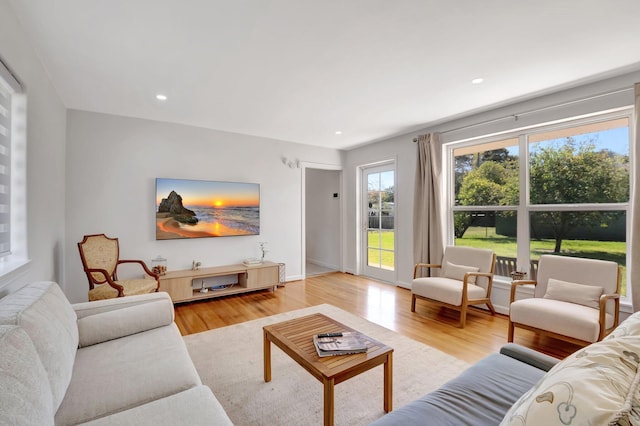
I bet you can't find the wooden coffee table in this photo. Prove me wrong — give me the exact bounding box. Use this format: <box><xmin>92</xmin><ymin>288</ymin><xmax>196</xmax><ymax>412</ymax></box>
<box><xmin>263</xmin><ymin>313</ymin><xmax>393</xmax><ymax>426</ymax></box>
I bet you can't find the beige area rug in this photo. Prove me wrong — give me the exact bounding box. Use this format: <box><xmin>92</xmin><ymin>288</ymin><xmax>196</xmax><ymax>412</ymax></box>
<box><xmin>183</xmin><ymin>304</ymin><xmax>469</xmax><ymax>425</ymax></box>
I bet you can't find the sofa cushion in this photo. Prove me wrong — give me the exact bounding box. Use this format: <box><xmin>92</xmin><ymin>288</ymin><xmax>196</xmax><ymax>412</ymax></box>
<box><xmin>55</xmin><ymin>323</ymin><xmax>202</xmax><ymax>425</ymax></box>
<box><xmin>0</xmin><ymin>281</ymin><xmax>78</xmax><ymax>411</ymax></box>
<box><xmin>501</xmin><ymin>332</ymin><xmax>640</xmax><ymax>425</ymax></box>
<box><xmin>77</xmin><ymin>296</ymin><xmax>174</xmax><ymax>347</ymax></box>
<box><xmin>543</xmin><ymin>278</ymin><xmax>603</xmax><ymax>309</ymax></box>
<box><xmin>370</xmin><ymin>351</ymin><xmax>547</xmax><ymax>426</ymax></box>
<box><xmin>77</xmin><ymin>386</ymin><xmax>233</xmax><ymax>426</ymax></box>
<box><xmin>606</xmin><ymin>308</ymin><xmax>640</xmax><ymax>339</ymax></box>
<box><xmin>0</xmin><ymin>325</ymin><xmax>54</xmax><ymax>426</ymax></box>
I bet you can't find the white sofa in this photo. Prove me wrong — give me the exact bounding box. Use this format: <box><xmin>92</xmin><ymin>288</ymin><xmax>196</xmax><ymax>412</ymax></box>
<box><xmin>0</xmin><ymin>281</ymin><xmax>233</xmax><ymax>425</ymax></box>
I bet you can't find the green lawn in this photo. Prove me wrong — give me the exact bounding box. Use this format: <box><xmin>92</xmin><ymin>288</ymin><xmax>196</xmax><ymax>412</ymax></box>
<box><xmin>457</xmin><ymin>226</ymin><xmax>627</xmax><ymax>294</ymax></box>
<box><xmin>367</xmin><ymin>230</ymin><xmax>395</xmax><ymax>270</ymax></box>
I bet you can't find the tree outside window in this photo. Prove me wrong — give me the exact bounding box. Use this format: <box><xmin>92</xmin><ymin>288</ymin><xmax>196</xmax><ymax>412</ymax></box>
<box><xmin>451</xmin><ymin>115</ymin><xmax>630</xmax><ymax>294</ymax></box>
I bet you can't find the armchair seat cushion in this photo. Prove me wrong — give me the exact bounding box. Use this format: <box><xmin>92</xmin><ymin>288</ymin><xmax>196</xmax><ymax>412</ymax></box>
<box><xmin>510</xmin><ymin>298</ymin><xmax>614</xmax><ymax>343</ymax></box>
<box><xmin>413</xmin><ymin>277</ymin><xmax>487</xmax><ymax>306</ymax></box>
<box><xmin>88</xmin><ymin>279</ymin><xmax>158</xmax><ymax>301</ymax></box>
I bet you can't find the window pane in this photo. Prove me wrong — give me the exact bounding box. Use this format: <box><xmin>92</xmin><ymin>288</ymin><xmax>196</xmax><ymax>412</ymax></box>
<box><xmin>368</xmin><ymin>173</ymin><xmax>380</xmax><ymax>191</ymax></box>
<box><xmin>454</xmin><ymin>210</ymin><xmax>518</xmax><ymax>277</ymax></box>
<box><xmin>529</xmin><ymin>119</ymin><xmax>630</xmax><ymax>205</ymax></box>
<box><xmin>380</xmin><ymin>230</ymin><xmax>394</xmax><ymax>251</ymax></box>
<box><xmin>454</xmin><ymin>138</ymin><xmax>519</xmax><ymax>206</ymax></box>
<box><xmin>530</xmin><ymin>210</ymin><xmax>626</xmax><ymax>295</ymax></box>
<box><xmin>368</xmin><ymin>230</ymin><xmax>381</xmax><ymax>249</ymax></box>
<box><xmin>367</xmin><ymin>248</ymin><xmax>380</xmax><ymax>268</ymax></box>
<box><xmin>380</xmin><ymin>249</ymin><xmax>394</xmax><ymax>270</ymax></box>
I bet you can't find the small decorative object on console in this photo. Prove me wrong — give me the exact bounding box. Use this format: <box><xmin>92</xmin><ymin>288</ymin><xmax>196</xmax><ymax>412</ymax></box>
<box><xmin>192</xmin><ymin>260</ymin><xmax>201</xmax><ymax>271</ymax></box>
<box><xmin>151</xmin><ymin>255</ymin><xmax>167</xmax><ymax>275</ymax></box>
<box><xmin>243</xmin><ymin>258</ymin><xmax>263</xmax><ymax>266</ymax></box>
<box><xmin>510</xmin><ymin>271</ymin><xmax>527</xmax><ymax>281</ymax></box>
<box><xmin>258</xmin><ymin>241</ymin><xmax>268</xmax><ymax>262</ymax></box>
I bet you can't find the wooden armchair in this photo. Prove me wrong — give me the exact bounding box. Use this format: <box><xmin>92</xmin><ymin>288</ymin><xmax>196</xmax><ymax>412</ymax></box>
<box><xmin>78</xmin><ymin>234</ymin><xmax>159</xmax><ymax>301</ymax></box>
<box><xmin>508</xmin><ymin>254</ymin><xmax>621</xmax><ymax>346</ymax></box>
<box><xmin>411</xmin><ymin>246</ymin><xmax>496</xmax><ymax>327</ymax></box>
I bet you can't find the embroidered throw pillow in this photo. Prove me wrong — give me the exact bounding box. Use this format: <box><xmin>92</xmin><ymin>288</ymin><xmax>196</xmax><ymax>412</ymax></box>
<box><xmin>501</xmin><ymin>333</ymin><xmax>640</xmax><ymax>425</ymax></box>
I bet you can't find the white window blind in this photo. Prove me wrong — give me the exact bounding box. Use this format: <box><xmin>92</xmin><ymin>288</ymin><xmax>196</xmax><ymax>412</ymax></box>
<box><xmin>0</xmin><ymin>59</ymin><xmax>22</xmax><ymax>257</ymax></box>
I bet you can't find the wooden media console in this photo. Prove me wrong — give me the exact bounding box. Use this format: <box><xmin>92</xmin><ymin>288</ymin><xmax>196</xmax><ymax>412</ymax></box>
<box><xmin>157</xmin><ymin>261</ymin><xmax>280</xmax><ymax>303</ymax></box>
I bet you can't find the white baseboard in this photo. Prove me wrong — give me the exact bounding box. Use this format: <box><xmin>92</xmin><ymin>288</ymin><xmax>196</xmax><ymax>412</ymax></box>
<box><xmin>306</xmin><ymin>258</ymin><xmax>339</xmax><ymax>271</ymax></box>
<box><xmin>396</xmin><ymin>281</ymin><xmax>411</xmax><ymax>290</ymax></box>
<box><xmin>284</xmin><ymin>274</ymin><xmax>303</xmax><ymax>282</ymax></box>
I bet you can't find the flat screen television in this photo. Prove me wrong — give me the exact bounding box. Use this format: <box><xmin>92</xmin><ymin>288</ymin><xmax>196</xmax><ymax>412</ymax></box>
<box><xmin>156</xmin><ymin>178</ymin><xmax>260</xmax><ymax>240</ymax></box>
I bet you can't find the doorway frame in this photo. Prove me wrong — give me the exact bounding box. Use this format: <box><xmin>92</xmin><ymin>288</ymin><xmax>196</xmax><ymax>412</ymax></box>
<box><xmin>301</xmin><ymin>161</ymin><xmax>344</xmax><ymax>278</ymax></box>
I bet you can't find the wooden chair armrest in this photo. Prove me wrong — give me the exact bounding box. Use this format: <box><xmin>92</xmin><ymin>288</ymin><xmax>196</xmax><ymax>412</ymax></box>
<box><xmin>414</xmin><ymin>263</ymin><xmax>441</xmax><ymax>279</ymax></box>
<box><xmin>466</xmin><ymin>271</ymin><xmax>493</xmax><ymax>278</ymax></box>
<box><xmin>509</xmin><ymin>280</ymin><xmax>537</xmax><ymax>304</ymax></box>
<box><xmin>601</xmin><ymin>293</ymin><xmax>620</xmax><ymax>301</ymax></box>
<box><xmin>599</xmin><ymin>293</ymin><xmax>621</xmax><ymax>339</ymax></box>
<box><xmin>464</xmin><ymin>271</ymin><xmax>495</xmax><ymax>295</ymax></box>
<box><xmin>599</xmin><ymin>293</ymin><xmax>620</xmax><ymax>314</ymax></box>
<box><xmin>118</xmin><ymin>259</ymin><xmax>160</xmax><ymax>280</ymax></box>
<box><xmin>84</xmin><ymin>268</ymin><xmax>125</xmax><ymax>294</ymax></box>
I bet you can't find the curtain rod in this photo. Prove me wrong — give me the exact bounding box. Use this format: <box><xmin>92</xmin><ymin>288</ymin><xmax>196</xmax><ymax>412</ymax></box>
<box><xmin>412</xmin><ymin>86</ymin><xmax>633</xmax><ymax>142</ymax></box>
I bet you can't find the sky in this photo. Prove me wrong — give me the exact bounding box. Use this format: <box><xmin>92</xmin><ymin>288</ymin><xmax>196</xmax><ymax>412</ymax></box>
<box><xmin>156</xmin><ymin>178</ymin><xmax>260</xmax><ymax>208</ymax></box>
<box><xmin>507</xmin><ymin>127</ymin><xmax>630</xmax><ymax>157</ymax></box>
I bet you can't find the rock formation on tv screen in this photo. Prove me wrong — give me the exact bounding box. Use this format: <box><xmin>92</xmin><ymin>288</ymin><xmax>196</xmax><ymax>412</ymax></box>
<box><xmin>158</xmin><ymin>190</ymin><xmax>198</xmax><ymax>224</ymax></box>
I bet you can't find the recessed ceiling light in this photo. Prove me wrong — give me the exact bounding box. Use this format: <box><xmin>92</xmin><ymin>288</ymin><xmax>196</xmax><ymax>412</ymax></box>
<box><xmin>156</xmin><ymin>94</ymin><xmax>168</xmax><ymax>101</ymax></box>
<box><xmin>335</xmin><ymin>131</ymin><xmax>343</xmax><ymax>135</ymax></box>
<box><xmin>471</xmin><ymin>78</ymin><xmax>484</xmax><ymax>84</ymax></box>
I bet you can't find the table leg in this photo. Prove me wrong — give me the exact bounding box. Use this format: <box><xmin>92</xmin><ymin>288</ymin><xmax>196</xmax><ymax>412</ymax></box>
<box><xmin>383</xmin><ymin>352</ymin><xmax>393</xmax><ymax>412</ymax></box>
<box><xmin>323</xmin><ymin>377</ymin><xmax>335</xmax><ymax>426</ymax></box>
<box><xmin>263</xmin><ymin>330</ymin><xmax>271</xmax><ymax>382</ymax></box>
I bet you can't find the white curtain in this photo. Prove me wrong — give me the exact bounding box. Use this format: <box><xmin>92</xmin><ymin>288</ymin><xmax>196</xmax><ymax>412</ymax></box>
<box><xmin>413</xmin><ymin>133</ymin><xmax>445</xmax><ymax>273</ymax></box>
<box><xmin>631</xmin><ymin>83</ymin><xmax>640</xmax><ymax>311</ymax></box>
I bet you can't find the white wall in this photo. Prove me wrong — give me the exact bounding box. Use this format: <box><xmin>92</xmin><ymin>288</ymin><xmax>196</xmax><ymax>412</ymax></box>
<box><xmin>0</xmin><ymin>1</ymin><xmax>67</xmax><ymax>295</ymax></box>
<box><xmin>305</xmin><ymin>168</ymin><xmax>341</xmax><ymax>270</ymax></box>
<box><xmin>65</xmin><ymin>110</ymin><xmax>342</xmax><ymax>302</ymax></box>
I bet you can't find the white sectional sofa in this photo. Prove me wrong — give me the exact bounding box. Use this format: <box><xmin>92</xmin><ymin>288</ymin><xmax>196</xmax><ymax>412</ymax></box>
<box><xmin>0</xmin><ymin>281</ymin><xmax>233</xmax><ymax>425</ymax></box>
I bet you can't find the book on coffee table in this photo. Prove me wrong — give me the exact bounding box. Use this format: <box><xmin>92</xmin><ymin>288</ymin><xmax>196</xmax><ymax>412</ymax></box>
<box><xmin>313</xmin><ymin>331</ymin><xmax>368</xmax><ymax>357</ymax></box>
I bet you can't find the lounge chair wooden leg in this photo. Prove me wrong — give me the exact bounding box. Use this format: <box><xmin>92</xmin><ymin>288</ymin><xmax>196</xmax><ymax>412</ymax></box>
<box><xmin>508</xmin><ymin>321</ymin><xmax>515</xmax><ymax>342</ymax></box>
<box><xmin>459</xmin><ymin>308</ymin><xmax>467</xmax><ymax>328</ymax></box>
<box><xmin>411</xmin><ymin>294</ymin><xmax>416</xmax><ymax>312</ymax></box>
<box><xmin>487</xmin><ymin>301</ymin><xmax>496</xmax><ymax>315</ymax></box>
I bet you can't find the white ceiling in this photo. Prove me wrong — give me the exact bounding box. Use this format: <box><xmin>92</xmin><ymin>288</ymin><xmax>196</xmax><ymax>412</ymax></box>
<box><xmin>9</xmin><ymin>1</ymin><xmax>640</xmax><ymax>150</ymax></box>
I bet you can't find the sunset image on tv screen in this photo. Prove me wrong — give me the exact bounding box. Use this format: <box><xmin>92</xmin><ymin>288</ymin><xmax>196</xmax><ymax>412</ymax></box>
<box><xmin>156</xmin><ymin>178</ymin><xmax>260</xmax><ymax>240</ymax></box>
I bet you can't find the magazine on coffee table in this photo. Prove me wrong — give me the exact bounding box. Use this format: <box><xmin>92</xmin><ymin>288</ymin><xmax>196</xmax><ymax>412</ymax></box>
<box><xmin>313</xmin><ymin>331</ymin><xmax>369</xmax><ymax>357</ymax></box>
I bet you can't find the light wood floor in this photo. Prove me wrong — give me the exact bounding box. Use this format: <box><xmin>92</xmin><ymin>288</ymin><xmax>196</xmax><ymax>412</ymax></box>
<box><xmin>174</xmin><ymin>272</ymin><xmax>581</xmax><ymax>364</ymax></box>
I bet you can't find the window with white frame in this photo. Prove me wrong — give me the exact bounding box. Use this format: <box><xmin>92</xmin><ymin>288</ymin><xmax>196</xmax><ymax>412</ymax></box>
<box><xmin>0</xmin><ymin>57</ymin><xmax>27</xmax><ymax>274</ymax></box>
<box><xmin>449</xmin><ymin>111</ymin><xmax>631</xmax><ymax>296</ymax></box>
